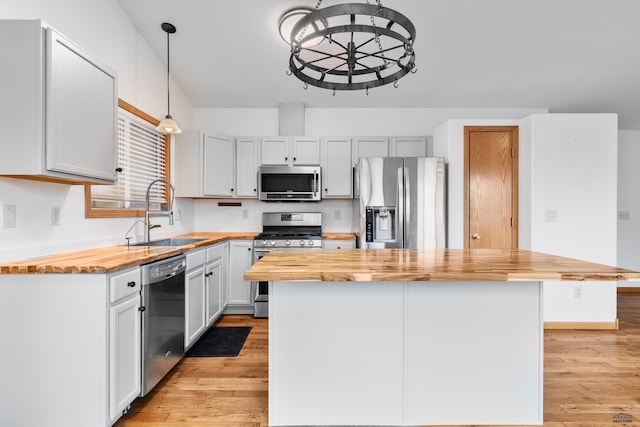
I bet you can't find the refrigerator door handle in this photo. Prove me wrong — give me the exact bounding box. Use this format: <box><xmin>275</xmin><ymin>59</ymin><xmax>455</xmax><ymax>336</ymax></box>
<box><xmin>404</xmin><ymin>166</ymin><xmax>410</xmax><ymax>244</ymax></box>
<box><xmin>397</xmin><ymin>167</ymin><xmax>404</xmax><ymax>248</ymax></box>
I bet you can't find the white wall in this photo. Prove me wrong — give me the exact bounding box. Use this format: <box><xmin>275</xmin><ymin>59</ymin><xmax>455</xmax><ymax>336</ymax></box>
<box><xmin>521</xmin><ymin>114</ymin><xmax>619</xmax><ymax>323</ymax></box>
<box><xmin>0</xmin><ymin>0</ymin><xmax>195</xmax><ymax>261</ymax></box>
<box><xmin>617</xmin><ymin>130</ymin><xmax>640</xmax><ymax>274</ymax></box>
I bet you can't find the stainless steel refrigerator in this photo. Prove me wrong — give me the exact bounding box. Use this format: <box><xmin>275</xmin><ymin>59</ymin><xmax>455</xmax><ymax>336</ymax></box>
<box><xmin>357</xmin><ymin>157</ymin><xmax>446</xmax><ymax>249</ymax></box>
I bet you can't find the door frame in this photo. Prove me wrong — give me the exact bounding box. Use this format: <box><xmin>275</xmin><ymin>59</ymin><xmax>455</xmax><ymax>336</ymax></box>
<box><xmin>463</xmin><ymin>126</ymin><xmax>519</xmax><ymax>249</ymax></box>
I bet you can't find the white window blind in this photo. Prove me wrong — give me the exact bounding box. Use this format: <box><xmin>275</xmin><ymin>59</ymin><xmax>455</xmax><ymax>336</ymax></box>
<box><xmin>91</xmin><ymin>108</ymin><xmax>167</xmax><ymax>210</ymax></box>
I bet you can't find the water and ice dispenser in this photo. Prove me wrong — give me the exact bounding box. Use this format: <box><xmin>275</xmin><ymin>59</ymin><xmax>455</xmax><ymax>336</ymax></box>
<box><xmin>365</xmin><ymin>206</ymin><xmax>397</xmax><ymax>243</ymax></box>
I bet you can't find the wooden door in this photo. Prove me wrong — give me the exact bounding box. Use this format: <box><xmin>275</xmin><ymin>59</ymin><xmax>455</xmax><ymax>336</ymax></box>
<box><xmin>464</xmin><ymin>126</ymin><xmax>518</xmax><ymax>249</ymax></box>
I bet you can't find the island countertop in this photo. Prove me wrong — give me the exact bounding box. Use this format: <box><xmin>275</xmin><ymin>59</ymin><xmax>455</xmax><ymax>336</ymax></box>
<box><xmin>244</xmin><ymin>248</ymin><xmax>640</xmax><ymax>282</ymax></box>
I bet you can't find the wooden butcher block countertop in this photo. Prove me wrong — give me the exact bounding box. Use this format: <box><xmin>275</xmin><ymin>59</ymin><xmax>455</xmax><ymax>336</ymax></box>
<box><xmin>0</xmin><ymin>232</ymin><xmax>256</xmax><ymax>275</ymax></box>
<box><xmin>244</xmin><ymin>248</ymin><xmax>640</xmax><ymax>282</ymax></box>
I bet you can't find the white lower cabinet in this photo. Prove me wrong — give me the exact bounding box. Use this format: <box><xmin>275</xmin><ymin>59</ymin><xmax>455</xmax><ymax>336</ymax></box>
<box><xmin>226</xmin><ymin>240</ymin><xmax>254</xmax><ymax>314</ymax></box>
<box><xmin>0</xmin><ymin>266</ymin><xmax>141</xmax><ymax>427</ymax></box>
<box><xmin>185</xmin><ymin>243</ymin><xmax>228</xmax><ymax>350</ymax></box>
<box><xmin>185</xmin><ymin>261</ymin><xmax>207</xmax><ymax>349</ymax></box>
<box><xmin>109</xmin><ymin>294</ymin><xmax>141</xmax><ymax>421</ymax></box>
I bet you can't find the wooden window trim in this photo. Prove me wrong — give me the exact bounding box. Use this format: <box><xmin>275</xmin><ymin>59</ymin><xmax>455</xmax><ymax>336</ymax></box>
<box><xmin>84</xmin><ymin>99</ymin><xmax>171</xmax><ymax>218</ymax></box>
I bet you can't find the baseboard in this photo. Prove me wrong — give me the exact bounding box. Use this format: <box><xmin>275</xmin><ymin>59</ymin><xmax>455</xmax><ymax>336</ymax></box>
<box><xmin>617</xmin><ymin>287</ymin><xmax>640</xmax><ymax>293</ymax></box>
<box><xmin>544</xmin><ymin>319</ymin><xmax>619</xmax><ymax>330</ymax></box>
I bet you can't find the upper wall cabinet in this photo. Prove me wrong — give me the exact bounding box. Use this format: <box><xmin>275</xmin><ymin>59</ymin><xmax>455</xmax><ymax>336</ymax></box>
<box><xmin>0</xmin><ymin>20</ymin><xmax>118</xmax><ymax>184</ymax></box>
<box><xmin>352</xmin><ymin>137</ymin><xmax>389</xmax><ymax>166</ymax></box>
<box><xmin>261</xmin><ymin>137</ymin><xmax>320</xmax><ymax>166</ymax></box>
<box><xmin>321</xmin><ymin>138</ymin><xmax>352</xmax><ymax>198</ymax></box>
<box><xmin>390</xmin><ymin>137</ymin><xmax>429</xmax><ymax>157</ymax></box>
<box><xmin>175</xmin><ymin>131</ymin><xmax>259</xmax><ymax>199</ymax></box>
<box><xmin>236</xmin><ymin>137</ymin><xmax>260</xmax><ymax>197</ymax></box>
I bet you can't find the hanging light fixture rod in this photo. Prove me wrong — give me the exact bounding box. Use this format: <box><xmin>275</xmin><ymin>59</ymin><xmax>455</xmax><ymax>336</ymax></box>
<box><xmin>156</xmin><ymin>22</ymin><xmax>182</xmax><ymax>134</ymax></box>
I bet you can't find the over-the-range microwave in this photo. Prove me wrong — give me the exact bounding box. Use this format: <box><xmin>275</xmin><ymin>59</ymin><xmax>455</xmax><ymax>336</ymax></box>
<box><xmin>258</xmin><ymin>165</ymin><xmax>321</xmax><ymax>201</ymax></box>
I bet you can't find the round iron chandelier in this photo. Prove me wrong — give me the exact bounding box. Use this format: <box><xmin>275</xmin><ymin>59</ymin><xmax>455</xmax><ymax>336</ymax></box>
<box><xmin>281</xmin><ymin>0</ymin><xmax>417</xmax><ymax>92</ymax></box>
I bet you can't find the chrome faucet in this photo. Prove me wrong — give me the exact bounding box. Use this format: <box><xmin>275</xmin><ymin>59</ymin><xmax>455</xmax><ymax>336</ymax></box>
<box><xmin>144</xmin><ymin>178</ymin><xmax>176</xmax><ymax>243</ymax></box>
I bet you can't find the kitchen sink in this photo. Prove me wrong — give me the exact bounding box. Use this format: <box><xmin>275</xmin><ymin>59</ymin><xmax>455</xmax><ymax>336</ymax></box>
<box><xmin>131</xmin><ymin>238</ymin><xmax>206</xmax><ymax>247</ymax></box>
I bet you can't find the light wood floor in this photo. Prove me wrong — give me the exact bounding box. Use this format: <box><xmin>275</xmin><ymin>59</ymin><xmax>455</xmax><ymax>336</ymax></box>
<box><xmin>115</xmin><ymin>294</ymin><xmax>640</xmax><ymax>427</ymax></box>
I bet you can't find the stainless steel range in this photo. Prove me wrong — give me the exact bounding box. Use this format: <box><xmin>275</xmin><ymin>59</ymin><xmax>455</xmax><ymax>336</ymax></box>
<box><xmin>252</xmin><ymin>212</ymin><xmax>322</xmax><ymax>317</ymax></box>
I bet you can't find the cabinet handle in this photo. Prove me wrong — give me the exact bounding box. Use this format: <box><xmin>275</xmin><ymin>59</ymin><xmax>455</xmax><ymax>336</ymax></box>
<box><xmin>231</xmin><ymin>188</ymin><xmax>234</xmax><ymax>192</ymax></box>
<box><xmin>115</xmin><ymin>167</ymin><xmax>123</xmax><ymax>173</ymax></box>
<box><xmin>285</xmin><ymin>157</ymin><xmax>288</xmax><ymax>161</ymax></box>
<box><xmin>127</xmin><ymin>281</ymin><xmax>136</xmax><ymax>287</ymax></box>
<box><xmin>293</xmin><ymin>157</ymin><xmax>297</xmax><ymax>161</ymax></box>
<box><xmin>253</xmin><ymin>188</ymin><xmax>257</xmax><ymax>192</ymax></box>
<box><xmin>325</xmin><ymin>188</ymin><xmax>328</xmax><ymax>192</ymax></box>
<box><xmin>248</xmin><ymin>247</ymin><xmax>251</xmax><ymax>251</ymax></box>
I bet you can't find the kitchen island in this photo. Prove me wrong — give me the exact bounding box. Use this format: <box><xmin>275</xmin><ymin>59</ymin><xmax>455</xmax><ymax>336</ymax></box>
<box><xmin>244</xmin><ymin>249</ymin><xmax>640</xmax><ymax>427</ymax></box>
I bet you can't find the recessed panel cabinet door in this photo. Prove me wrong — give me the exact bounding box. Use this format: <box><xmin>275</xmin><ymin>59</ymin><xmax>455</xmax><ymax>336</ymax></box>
<box><xmin>322</xmin><ymin>138</ymin><xmax>352</xmax><ymax>198</ymax></box>
<box><xmin>203</xmin><ymin>134</ymin><xmax>236</xmax><ymax>197</ymax></box>
<box><xmin>46</xmin><ymin>28</ymin><xmax>117</xmax><ymax>182</ymax></box>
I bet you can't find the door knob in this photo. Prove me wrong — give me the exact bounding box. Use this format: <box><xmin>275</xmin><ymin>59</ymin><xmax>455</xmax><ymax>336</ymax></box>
<box><xmin>472</xmin><ymin>233</ymin><xmax>481</xmax><ymax>240</ymax></box>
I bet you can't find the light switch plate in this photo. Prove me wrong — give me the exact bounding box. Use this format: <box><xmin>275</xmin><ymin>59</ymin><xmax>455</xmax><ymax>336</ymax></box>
<box><xmin>2</xmin><ymin>204</ymin><xmax>16</xmax><ymax>228</ymax></box>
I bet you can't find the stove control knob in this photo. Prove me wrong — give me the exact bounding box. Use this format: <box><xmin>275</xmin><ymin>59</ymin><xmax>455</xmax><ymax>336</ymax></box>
<box><xmin>270</xmin><ymin>240</ymin><xmax>277</xmax><ymax>247</ymax></box>
<box><xmin>299</xmin><ymin>240</ymin><xmax>306</xmax><ymax>246</ymax></box>
<box><xmin>262</xmin><ymin>240</ymin><xmax>267</xmax><ymax>247</ymax></box>
<box><xmin>285</xmin><ymin>240</ymin><xmax>291</xmax><ymax>246</ymax></box>
<box><xmin>308</xmin><ymin>240</ymin><xmax>315</xmax><ymax>247</ymax></box>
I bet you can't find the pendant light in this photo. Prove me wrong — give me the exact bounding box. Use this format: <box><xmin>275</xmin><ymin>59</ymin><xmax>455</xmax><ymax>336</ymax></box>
<box><xmin>156</xmin><ymin>22</ymin><xmax>182</xmax><ymax>135</ymax></box>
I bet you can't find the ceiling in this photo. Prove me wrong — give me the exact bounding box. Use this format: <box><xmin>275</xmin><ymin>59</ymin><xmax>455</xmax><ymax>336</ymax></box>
<box><xmin>117</xmin><ymin>0</ymin><xmax>640</xmax><ymax>129</ymax></box>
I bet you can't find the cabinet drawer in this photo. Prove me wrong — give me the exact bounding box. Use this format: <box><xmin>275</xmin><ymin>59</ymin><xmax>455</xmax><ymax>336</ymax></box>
<box><xmin>109</xmin><ymin>268</ymin><xmax>141</xmax><ymax>303</ymax></box>
<box><xmin>207</xmin><ymin>244</ymin><xmax>223</xmax><ymax>262</ymax></box>
<box><xmin>187</xmin><ymin>249</ymin><xmax>206</xmax><ymax>270</ymax></box>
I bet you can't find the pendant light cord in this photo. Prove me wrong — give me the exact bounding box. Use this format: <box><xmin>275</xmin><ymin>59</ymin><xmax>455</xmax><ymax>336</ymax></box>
<box><xmin>166</xmin><ymin>28</ymin><xmax>171</xmax><ymax>117</ymax></box>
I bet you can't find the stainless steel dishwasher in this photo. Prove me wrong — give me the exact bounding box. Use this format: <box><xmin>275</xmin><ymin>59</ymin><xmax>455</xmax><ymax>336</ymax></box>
<box><xmin>140</xmin><ymin>254</ymin><xmax>186</xmax><ymax>396</ymax></box>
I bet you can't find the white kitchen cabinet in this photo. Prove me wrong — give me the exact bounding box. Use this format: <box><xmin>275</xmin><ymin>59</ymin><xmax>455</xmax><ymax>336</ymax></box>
<box><xmin>352</xmin><ymin>137</ymin><xmax>389</xmax><ymax>166</ymax></box>
<box><xmin>204</xmin><ymin>134</ymin><xmax>236</xmax><ymax>197</ymax></box>
<box><xmin>205</xmin><ymin>244</ymin><xmax>224</xmax><ymax>326</ymax></box>
<box><xmin>185</xmin><ymin>250</ymin><xmax>207</xmax><ymax>349</ymax></box>
<box><xmin>108</xmin><ymin>267</ymin><xmax>141</xmax><ymax>424</ymax></box>
<box><xmin>0</xmin><ymin>19</ymin><xmax>117</xmax><ymax>184</ymax></box>
<box><xmin>260</xmin><ymin>137</ymin><xmax>321</xmax><ymax>166</ymax></box>
<box><xmin>323</xmin><ymin>240</ymin><xmax>356</xmax><ymax>250</ymax></box>
<box><xmin>390</xmin><ymin>137</ymin><xmax>428</xmax><ymax>157</ymax></box>
<box><xmin>222</xmin><ymin>242</ymin><xmax>230</xmax><ymax>310</ymax></box>
<box><xmin>226</xmin><ymin>240</ymin><xmax>254</xmax><ymax>314</ymax></box>
<box><xmin>236</xmin><ymin>137</ymin><xmax>260</xmax><ymax>198</ymax></box>
<box><xmin>0</xmin><ymin>267</ymin><xmax>141</xmax><ymax>427</ymax></box>
<box><xmin>321</xmin><ymin>138</ymin><xmax>353</xmax><ymax>198</ymax></box>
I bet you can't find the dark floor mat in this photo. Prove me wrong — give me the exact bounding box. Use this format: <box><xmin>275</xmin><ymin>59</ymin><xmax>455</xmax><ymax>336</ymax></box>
<box><xmin>185</xmin><ymin>326</ymin><xmax>251</xmax><ymax>357</ymax></box>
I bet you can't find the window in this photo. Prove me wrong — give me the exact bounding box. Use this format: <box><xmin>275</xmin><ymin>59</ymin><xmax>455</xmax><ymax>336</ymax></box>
<box><xmin>85</xmin><ymin>99</ymin><xmax>170</xmax><ymax>218</ymax></box>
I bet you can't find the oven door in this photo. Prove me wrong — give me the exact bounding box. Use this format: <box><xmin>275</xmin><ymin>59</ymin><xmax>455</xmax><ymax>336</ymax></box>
<box><xmin>253</xmin><ymin>248</ymin><xmax>270</xmax><ymax>318</ymax></box>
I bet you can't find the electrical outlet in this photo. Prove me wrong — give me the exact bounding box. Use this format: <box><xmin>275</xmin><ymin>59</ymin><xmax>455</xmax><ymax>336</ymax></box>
<box><xmin>573</xmin><ymin>286</ymin><xmax>583</xmax><ymax>299</ymax></box>
<box><xmin>618</xmin><ymin>211</ymin><xmax>630</xmax><ymax>220</ymax></box>
<box><xmin>50</xmin><ymin>207</ymin><xmax>61</xmax><ymax>226</ymax></box>
<box><xmin>544</xmin><ymin>209</ymin><xmax>558</xmax><ymax>222</ymax></box>
<box><xmin>2</xmin><ymin>204</ymin><xmax>16</xmax><ymax>228</ymax></box>
<box><xmin>242</xmin><ymin>209</ymin><xmax>249</xmax><ymax>219</ymax></box>
<box><xmin>334</xmin><ymin>209</ymin><xmax>342</xmax><ymax>220</ymax></box>
<box><xmin>175</xmin><ymin>209</ymin><xmax>182</xmax><ymax>221</ymax></box>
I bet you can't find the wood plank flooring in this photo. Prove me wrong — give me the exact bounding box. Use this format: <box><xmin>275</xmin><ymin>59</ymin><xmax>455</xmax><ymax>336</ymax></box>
<box><xmin>115</xmin><ymin>294</ymin><xmax>640</xmax><ymax>427</ymax></box>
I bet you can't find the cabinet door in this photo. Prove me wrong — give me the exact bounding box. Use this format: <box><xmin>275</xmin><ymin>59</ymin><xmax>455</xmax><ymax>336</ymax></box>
<box><xmin>205</xmin><ymin>259</ymin><xmax>223</xmax><ymax>326</ymax></box>
<box><xmin>185</xmin><ymin>265</ymin><xmax>207</xmax><ymax>348</ymax></box>
<box><xmin>228</xmin><ymin>241</ymin><xmax>253</xmax><ymax>306</ymax></box>
<box><xmin>236</xmin><ymin>137</ymin><xmax>259</xmax><ymax>197</ymax></box>
<box><xmin>46</xmin><ymin>28</ymin><xmax>117</xmax><ymax>182</ymax></box>
<box><xmin>203</xmin><ymin>134</ymin><xmax>235</xmax><ymax>197</ymax></box>
<box><xmin>390</xmin><ymin>137</ymin><xmax>427</xmax><ymax>157</ymax></box>
<box><xmin>322</xmin><ymin>138</ymin><xmax>352</xmax><ymax>198</ymax></box>
<box><xmin>353</xmin><ymin>137</ymin><xmax>389</xmax><ymax>166</ymax></box>
<box><xmin>293</xmin><ymin>137</ymin><xmax>321</xmax><ymax>165</ymax></box>
<box><xmin>261</xmin><ymin>137</ymin><xmax>289</xmax><ymax>165</ymax></box>
<box><xmin>109</xmin><ymin>295</ymin><xmax>141</xmax><ymax>421</ymax></box>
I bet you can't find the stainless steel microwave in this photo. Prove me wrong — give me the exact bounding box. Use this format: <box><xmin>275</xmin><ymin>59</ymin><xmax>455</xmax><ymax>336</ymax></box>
<box><xmin>258</xmin><ymin>166</ymin><xmax>321</xmax><ymax>201</ymax></box>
